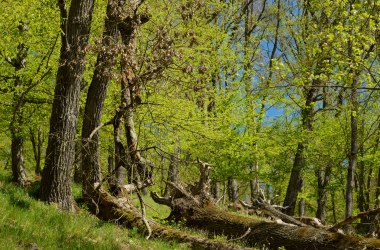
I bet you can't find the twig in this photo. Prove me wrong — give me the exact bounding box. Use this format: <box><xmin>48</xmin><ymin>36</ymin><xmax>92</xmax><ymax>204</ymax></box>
<box><xmin>228</xmin><ymin>228</ymin><xmax>251</xmax><ymax>242</ymax></box>
<box><xmin>136</xmin><ymin>187</ymin><xmax>152</xmax><ymax>239</ymax></box>
<box><xmin>88</xmin><ymin>120</ymin><xmax>113</xmax><ymax>140</ymax></box>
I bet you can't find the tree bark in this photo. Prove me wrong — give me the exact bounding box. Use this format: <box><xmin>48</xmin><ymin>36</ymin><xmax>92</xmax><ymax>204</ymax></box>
<box><xmin>316</xmin><ymin>162</ymin><xmax>333</xmax><ymax>224</ymax></box>
<box><xmin>40</xmin><ymin>0</ymin><xmax>95</xmax><ymax>211</ymax></box>
<box><xmin>29</xmin><ymin>127</ymin><xmax>44</xmax><ymax>175</ymax></box>
<box><xmin>118</xmin><ymin>1</ymin><xmax>152</xmax><ymax>193</ymax></box>
<box><xmin>9</xmin><ymin>41</ymin><xmax>29</xmax><ymax>186</ymax></box>
<box><xmin>81</xmin><ymin>0</ymin><xmax>124</xmax><ymax>199</ymax></box>
<box><xmin>346</xmin><ymin>78</ymin><xmax>358</xmax><ymax>221</ymax></box>
<box><xmin>11</xmin><ymin>135</ymin><xmax>27</xmax><ymax>186</ymax></box>
<box><xmin>283</xmin><ymin>142</ymin><xmax>305</xmax><ymax>215</ymax></box>
<box><xmin>211</xmin><ymin>180</ymin><xmax>220</xmax><ymax>201</ymax></box>
<box><xmin>228</xmin><ymin>178</ymin><xmax>239</xmax><ymax>203</ymax></box>
<box><xmin>87</xmin><ymin>187</ymin><xmax>247</xmax><ymax>250</ymax></box>
<box><xmin>164</xmin><ymin>148</ymin><xmax>180</xmax><ymax>197</ymax></box>
<box><xmin>283</xmin><ymin>80</ymin><xmax>317</xmax><ymax>215</ymax></box>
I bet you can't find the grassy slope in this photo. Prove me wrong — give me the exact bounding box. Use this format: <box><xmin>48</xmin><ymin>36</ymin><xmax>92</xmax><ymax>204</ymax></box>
<box><xmin>0</xmin><ymin>170</ymin><xmax>190</xmax><ymax>250</ymax></box>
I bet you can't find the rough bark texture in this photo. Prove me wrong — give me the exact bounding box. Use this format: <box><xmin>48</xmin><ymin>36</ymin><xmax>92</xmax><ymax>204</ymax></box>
<box><xmin>151</xmin><ymin>164</ymin><xmax>380</xmax><ymax>250</ymax></box>
<box><xmin>81</xmin><ymin>0</ymin><xmax>124</xmax><ymax>199</ymax></box>
<box><xmin>11</xmin><ymin>135</ymin><xmax>27</xmax><ymax>186</ymax></box>
<box><xmin>40</xmin><ymin>0</ymin><xmax>95</xmax><ymax>211</ymax></box>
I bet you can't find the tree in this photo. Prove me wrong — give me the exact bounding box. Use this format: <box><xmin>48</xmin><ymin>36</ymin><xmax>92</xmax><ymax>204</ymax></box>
<box><xmin>40</xmin><ymin>0</ymin><xmax>95</xmax><ymax>211</ymax></box>
<box><xmin>81</xmin><ymin>0</ymin><xmax>124</xmax><ymax>200</ymax></box>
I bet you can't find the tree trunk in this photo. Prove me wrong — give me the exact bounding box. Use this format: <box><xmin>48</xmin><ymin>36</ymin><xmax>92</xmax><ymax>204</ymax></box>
<box><xmin>11</xmin><ymin>135</ymin><xmax>27</xmax><ymax>186</ymax></box>
<box><xmin>283</xmin><ymin>84</ymin><xmax>316</xmax><ymax>215</ymax></box>
<box><xmin>29</xmin><ymin>127</ymin><xmax>44</xmax><ymax>175</ymax></box>
<box><xmin>40</xmin><ymin>0</ymin><xmax>95</xmax><ymax>211</ymax></box>
<box><xmin>211</xmin><ymin>180</ymin><xmax>220</xmax><ymax>201</ymax></box>
<box><xmin>331</xmin><ymin>191</ymin><xmax>337</xmax><ymax>224</ymax></box>
<box><xmin>164</xmin><ymin>149</ymin><xmax>180</xmax><ymax>197</ymax></box>
<box><xmin>113</xmin><ymin>126</ymin><xmax>129</xmax><ymax>189</ymax></box>
<box><xmin>316</xmin><ymin>162</ymin><xmax>333</xmax><ymax>224</ymax></box>
<box><xmin>119</xmin><ymin>2</ymin><xmax>152</xmax><ymax>194</ymax></box>
<box><xmin>228</xmin><ymin>178</ymin><xmax>239</xmax><ymax>203</ymax></box>
<box><xmin>283</xmin><ymin>142</ymin><xmax>305</xmax><ymax>215</ymax></box>
<box><xmin>107</xmin><ymin>148</ymin><xmax>116</xmax><ymax>188</ymax></box>
<box><xmin>73</xmin><ymin>140</ymin><xmax>82</xmax><ymax>183</ymax></box>
<box><xmin>298</xmin><ymin>198</ymin><xmax>305</xmax><ymax>217</ymax></box>
<box><xmin>81</xmin><ymin>0</ymin><xmax>123</xmax><ymax>199</ymax></box>
<box><xmin>10</xmin><ymin>41</ymin><xmax>28</xmax><ymax>186</ymax></box>
<box><xmin>346</xmin><ymin>78</ymin><xmax>358</xmax><ymax>221</ymax></box>
<box><xmin>10</xmin><ymin>90</ymin><xmax>27</xmax><ymax>186</ymax></box>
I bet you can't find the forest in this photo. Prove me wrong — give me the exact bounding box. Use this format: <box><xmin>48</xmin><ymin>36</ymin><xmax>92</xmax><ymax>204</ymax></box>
<box><xmin>1</xmin><ymin>0</ymin><xmax>380</xmax><ymax>249</ymax></box>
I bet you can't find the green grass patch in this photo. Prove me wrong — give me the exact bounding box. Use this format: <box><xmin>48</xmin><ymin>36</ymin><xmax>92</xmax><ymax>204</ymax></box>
<box><xmin>0</xmin><ymin>170</ymin><xmax>190</xmax><ymax>250</ymax></box>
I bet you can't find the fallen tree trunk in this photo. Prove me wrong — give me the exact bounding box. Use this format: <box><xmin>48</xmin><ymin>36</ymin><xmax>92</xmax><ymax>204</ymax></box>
<box><xmin>86</xmin><ymin>187</ymin><xmax>249</xmax><ymax>250</ymax></box>
<box><xmin>151</xmin><ymin>163</ymin><xmax>380</xmax><ymax>250</ymax></box>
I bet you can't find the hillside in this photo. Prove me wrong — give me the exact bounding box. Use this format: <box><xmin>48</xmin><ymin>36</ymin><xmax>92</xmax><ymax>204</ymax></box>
<box><xmin>0</xmin><ymin>169</ymin><xmax>189</xmax><ymax>250</ymax></box>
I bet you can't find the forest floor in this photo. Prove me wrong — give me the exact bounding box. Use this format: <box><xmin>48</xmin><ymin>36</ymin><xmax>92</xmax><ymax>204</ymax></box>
<box><xmin>0</xmin><ymin>169</ymin><xmax>192</xmax><ymax>250</ymax></box>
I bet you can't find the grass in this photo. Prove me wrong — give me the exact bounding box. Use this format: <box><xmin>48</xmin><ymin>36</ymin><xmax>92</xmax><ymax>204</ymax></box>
<box><xmin>0</xmin><ymin>170</ymin><xmax>190</xmax><ymax>250</ymax></box>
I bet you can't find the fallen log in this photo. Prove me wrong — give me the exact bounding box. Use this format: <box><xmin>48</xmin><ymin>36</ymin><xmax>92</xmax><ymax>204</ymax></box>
<box><xmin>86</xmin><ymin>186</ymin><xmax>250</xmax><ymax>250</ymax></box>
<box><xmin>151</xmin><ymin>162</ymin><xmax>380</xmax><ymax>250</ymax></box>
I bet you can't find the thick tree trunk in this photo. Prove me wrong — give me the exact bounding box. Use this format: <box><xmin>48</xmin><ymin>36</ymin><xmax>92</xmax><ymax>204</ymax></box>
<box><xmin>40</xmin><ymin>0</ymin><xmax>95</xmax><ymax>211</ymax></box>
<box><xmin>81</xmin><ymin>0</ymin><xmax>123</xmax><ymax>199</ymax></box>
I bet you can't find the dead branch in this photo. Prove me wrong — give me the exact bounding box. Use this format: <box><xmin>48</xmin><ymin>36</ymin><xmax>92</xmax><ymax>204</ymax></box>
<box><xmin>329</xmin><ymin>207</ymin><xmax>380</xmax><ymax>232</ymax></box>
<box><xmin>151</xmin><ymin>191</ymin><xmax>172</xmax><ymax>207</ymax></box>
<box><xmin>250</xmin><ymin>198</ymin><xmax>308</xmax><ymax>227</ymax></box>
<box><xmin>136</xmin><ymin>188</ymin><xmax>151</xmax><ymax>239</ymax></box>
